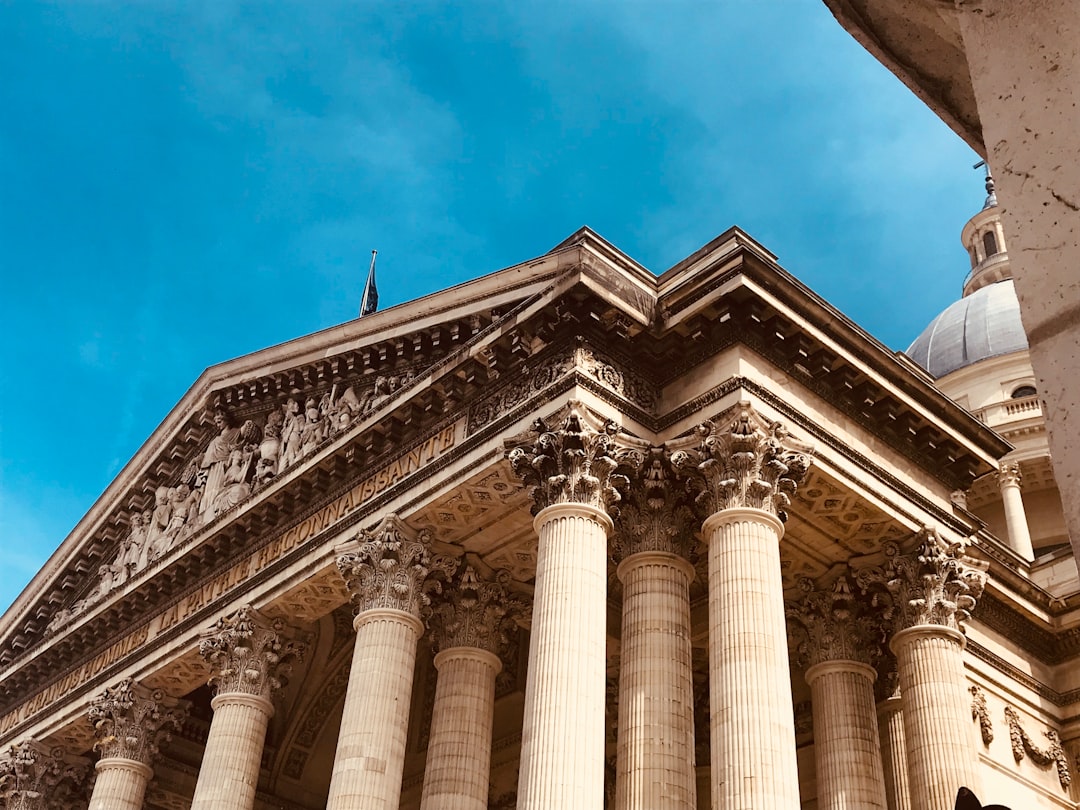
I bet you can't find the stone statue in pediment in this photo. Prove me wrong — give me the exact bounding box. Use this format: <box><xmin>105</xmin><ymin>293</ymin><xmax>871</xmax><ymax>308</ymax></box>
<box><xmin>298</xmin><ymin>397</ymin><xmax>327</xmax><ymax>457</ymax></box>
<box><xmin>198</xmin><ymin>408</ymin><xmax>243</xmax><ymax>516</ymax></box>
<box><xmin>278</xmin><ymin>397</ymin><xmax>303</xmax><ymax>473</ymax></box>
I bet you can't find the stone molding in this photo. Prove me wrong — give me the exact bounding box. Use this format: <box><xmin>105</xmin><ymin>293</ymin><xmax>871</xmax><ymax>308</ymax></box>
<box><xmin>0</xmin><ymin>739</ymin><xmax>89</xmax><ymax>810</ymax></box>
<box><xmin>854</xmin><ymin>528</ymin><xmax>988</xmax><ymax>634</ymax></box>
<box><xmin>335</xmin><ymin>513</ymin><xmax>457</xmax><ymax>619</ymax></box>
<box><xmin>88</xmin><ymin>678</ymin><xmax>187</xmax><ymax>766</ymax></box>
<box><xmin>425</xmin><ymin>564</ymin><xmax>526</xmax><ymax>656</ymax></box>
<box><xmin>505</xmin><ymin>401</ymin><xmax>644</xmax><ymax>516</ymax></box>
<box><xmin>787</xmin><ymin>575</ymin><xmax>884</xmax><ymax>669</ymax></box>
<box><xmin>668</xmin><ymin>402</ymin><xmax>813</xmax><ymax>521</ymax></box>
<box><xmin>198</xmin><ymin>605</ymin><xmax>304</xmax><ymax>701</ymax></box>
<box><xmin>611</xmin><ymin>447</ymin><xmax>696</xmax><ymax>561</ymax></box>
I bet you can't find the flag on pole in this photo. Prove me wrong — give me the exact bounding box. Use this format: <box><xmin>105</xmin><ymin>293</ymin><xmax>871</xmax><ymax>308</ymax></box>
<box><xmin>359</xmin><ymin>250</ymin><xmax>378</xmax><ymax>317</ymax></box>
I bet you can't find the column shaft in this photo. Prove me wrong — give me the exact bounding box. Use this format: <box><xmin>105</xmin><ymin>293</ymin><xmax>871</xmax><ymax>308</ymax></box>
<box><xmin>89</xmin><ymin>758</ymin><xmax>152</xmax><ymax>810</ymax></box>
<box><xmin>517</xmin><ymin>503</ymin><xmax>610</xmax><ymax>810</ymax></box>
<box><xmin>999</xmin><ymin>480</ymin><xmax>1035</xmax><ymax>560</ymax></box>
<box><xmin>705</xmin><ymin>508</ymin><xmax>799</xmax><ymax>810</ymax></box>
<box><xmin>806</xmin><ymin>661</ymin><xmax>887</xmax><ymax>810</ymax></box>
<box><xmin>419</xmin><ymin>647</ymin><xmax>501</xmax><ymax>810</ymax></box>
<box><xmin>891</xmin><ymin>626</ymin><xmax>979</xmax><ymax>810</ymax></box>
<box><xmin>190</xmin><ymin>694</ymin><xmax>272</xmax><ymax>810</ymax></box>
<box><xmin>327</xmin><ymin>608</ymin><xmax>422</xmax><ymax>810</ymax></box>
<box><xmin>878</xmin><ymin>696</ymin><xmax>911</xmax><ymax>810</ymax></box>
<box><xmin>614</xmin><ymin>551</ymin><xmax>696</xmax><ymax>810</ymax></box>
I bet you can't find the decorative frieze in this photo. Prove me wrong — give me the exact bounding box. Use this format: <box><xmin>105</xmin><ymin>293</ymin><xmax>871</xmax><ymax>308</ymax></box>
<box><xmin>854</xmin><ymin>528</ymin><xmax>988</xmax><ymax>633</ymax></box>
<box><xmin>199</xmin><ymin>606</ymin><xmax>304</xmax><ymax>700</ymax></box>
<box><xmin>1003</xmin><ymin>705</ymin><xmax>1071</xmax><ymax>789</ymax></box>
<box><xmin>668</xmin><ymin>403</ymin><xmax>812</xmax><ymax>521</ymax></box>
<box><xmin>88</xmin><ymin>679</ymin><xmax>187</xmax><ymax>765</ymax></box>
<box><xmin>611</xmin><ymin>448</ymin><xmax>696</xmax><ymax>560</ymax></box>
<box><xmin>0</xmin><ymin>740</ymin><xmax>89</xmax><ymax>810</ymax></box>
<box><xmin>786</xmin><ymin>575</ymin><xmax>883</xmax><ymax>669</ymax></box>
<box><xmin>336</xmin><ymin>513</ymin><xmax>458</xmax><ymax>619</ymax></box>
<box><xmin>506</xmin><ymin>402</ymin><xmax>643</xmax><ymax>516</ymax></box>
<box><xmin>426</xmin><ymin>565</ymin><xmax>525</xmax><ymax>655</ymax></box>
<box><xmin>970</xmin><ymin>685</ymin><xmax>993</xmax><ymax>745</ymax></box>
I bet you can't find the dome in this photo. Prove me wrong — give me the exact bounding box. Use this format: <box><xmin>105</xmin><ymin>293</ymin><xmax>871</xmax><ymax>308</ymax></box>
<box><xmin>906</xmin><ymin>279</ymin><xmax>1028</xmax><ymax>378</ymax></box>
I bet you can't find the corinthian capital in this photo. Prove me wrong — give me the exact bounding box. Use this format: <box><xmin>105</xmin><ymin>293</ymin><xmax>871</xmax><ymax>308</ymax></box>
<box><xmin>668</xmin><ymin>403</ymin><xmax>813</xmax><ymax>521</ymax></box>
<box><xmin>199</xmin><ymin>606</ymin><xmax>304</xmax><ymax>700</ymax></box>
<box><xmin>854</xmin><ymin>528</ymin><xmax>988</xmax><ymax>634</ymax></box>
<box><xmin>0</xmin><ymin>740</ymin><xmax>89</xmax><ymax>810</ymax></box>
<box><xmin>505</xmin><ymin>402</ymin><xmax>642</xmax><ymax>516</ymax></box>
<box><xmin>998</xmin><ymin>462</ymin><xmax>1022</xmax><ymax>488</ymax></box>
<box><xmin>612</xmin><ymin>447</ymin><xmax>696</xmax><ymax>560</ymax></box>
<box><xmin>426</xmin><ymin>564</ymin><xmax>527</xmax><ymax>656</ymax></box>
<box><xmin>786</xmin><ymin>576</ymin><xmax>883</xmax><ymax>669</ymax></box>
<box><xmin>336</xmin><ymin>514</ymin><xmax>458</xmax><ymax>619</ymax></box>
<box><xmin>88</xmin><ymin>679</ymin><xmax>188</xmax><ymax>765</ymax></box>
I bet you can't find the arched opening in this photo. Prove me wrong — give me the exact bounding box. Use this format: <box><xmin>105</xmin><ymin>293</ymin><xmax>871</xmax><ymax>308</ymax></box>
<box><xmin>1011</xmin><ymin>385</ymin><xmax>1037</xmax><ymax>399</ymax></box>
<box><xmin>983</xmin><ymin>230</ymin><xmax>998</xmax><ymax>257</ymax></box>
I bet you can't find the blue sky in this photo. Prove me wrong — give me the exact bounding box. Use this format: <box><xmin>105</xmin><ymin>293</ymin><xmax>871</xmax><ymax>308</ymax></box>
<box><xmin>0</xmin><ymin>1</ymin><xmax>982</xmax><ymax>615</ymax></box>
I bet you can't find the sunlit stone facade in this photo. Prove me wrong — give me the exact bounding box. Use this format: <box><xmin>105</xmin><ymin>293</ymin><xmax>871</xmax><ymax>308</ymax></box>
<box><xmin>1</xmin><ymin>215</ymin><xmax>1077</xmax><ymax>810</ymax></box>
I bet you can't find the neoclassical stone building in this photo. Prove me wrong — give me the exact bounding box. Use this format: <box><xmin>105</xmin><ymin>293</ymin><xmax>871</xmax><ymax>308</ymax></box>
<box><xmin>2</xmin><ymin>193</ymin><xmax>1077</xmax><ymax>810</ymax></box>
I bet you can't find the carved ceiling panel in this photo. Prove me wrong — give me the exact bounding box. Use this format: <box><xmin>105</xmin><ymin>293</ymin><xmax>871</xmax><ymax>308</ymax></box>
<box><xmin>263</xmin><ymin>570</ymin><xmax>351</xmax><ymax>627</ymax></box>
<box><xmin>143</xmin><ymin>649</ymin><xmax>210</xmax><ymax>698</ymax></box>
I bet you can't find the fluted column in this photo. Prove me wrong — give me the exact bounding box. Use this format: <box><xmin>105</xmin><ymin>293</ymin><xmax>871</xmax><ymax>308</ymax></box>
<box><xmin>420</xmin><ymin>565</ymin><xmax>523</xmax><ymax>810</ymax></box>
<box><xmin>191</xmin><ymin>606</ymin><xmax>303</xmax><ymax>810</ymax></box>
<box><xmin>788</xmin><ymin>576</ymin><xmax>887</xmax><ymax>810</ymax></box>
<box><xmin>507</xmin><ymin>403</ymin><xmax>638</xmax><ymax>810</ymax></box>
<box><xmin>670</xmin><ymin>404</ymin><xmax>813</xmax><ymax>810</ymax></box>
<box><xmin>877</xmin><ymin>688</ymin><xmax>911</xmax><ymax>810</ymax></box>
<box><xmin>0</xmin><ymin>740</ymin><xmax>90</xmax><ymax>810</ymax></box>
<box><xmin>88</xmin><ymin>678</ymin><xmax>187</xmax><ymax>810</ymax></box>
<box><xmin>998</xmin><ymin>463</ymin><xmax>1035</xmax><ymax>561</ymax></box>
<box><xmin>612</xmin><ymin>450</ymin><xmax>697</xmax><ymax>810</ymax></box>
<box><xmin>329</xmin><ymin>514</ymin><xmax>456</xmax><ymax>810</ymax></box>
<box><xmin>857</xmin><ymin>530</ymin><xmax>988</xmax><ymax>810</ymax></box>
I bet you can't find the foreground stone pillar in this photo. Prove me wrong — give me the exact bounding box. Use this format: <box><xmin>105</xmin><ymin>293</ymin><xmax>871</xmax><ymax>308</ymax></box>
<box><xmin>612</xmin><ymin>450</ymin><xmax>697</xmax><ymax>810</ymax></box>
<box><xmin>330</xmin><ymin>515</ymin><xmax>456</xmax><ymax>810</ymax></box>
<box><xmin>191</xmin><ymin>606</ymin><xmax>303</xmax><ymax>810</ymax></box>
<box><xmin>0</xmin><ymin>740</ymin><xmax>89</xmax><ymax>810</ymax></box>
<box><xmin>877</xmin><ymin>682</ymin><xmax>911</xmax><ymax>810</ymax></box>
<box><xmin>859</xmin><ymin>530</ymin><xmax>987</xmax><ymax>810</ymax></box>
<box><xmin>671</xmin><ymin>404</ymin><xmax>813</xmax><ymax>810</ymax></box>
<box><xmin>421</xmin><ymin>565</ymin><xmax>521</xmax><ymax>810</ymax></box>
<box><xmin>788</xmin><ymin>577</ymin><xmax>887</xmax><ymax>810</ymax></box>
<box><xmin>88</xmin><ymin>678</ymin><xmax>187</xmax><ymax>810</ymax></box>
<box><xmin>997</xmin><ymin>463</ymin><xmax>1034</xmax><ymax>561</ymax></box>
<box><xmin>507</xmin><ymin>404</ymin><xmax>634</xmax><ymax>810</ymax></box>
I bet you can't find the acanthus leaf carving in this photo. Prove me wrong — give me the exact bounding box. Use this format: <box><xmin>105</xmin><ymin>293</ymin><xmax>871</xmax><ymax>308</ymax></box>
<box><xmin>854</xmin><ymin>528</ymin><xmax>988</xmax><ymax>634</ymax></box>
<box><xmin>668</xmin><ymin>403</ymin><xmax>813</xmax><ymax>521</ymax></box>
<box><xmin>426</xmin><ymin>564</ymin><xmax>528</xmax><ymax>656</ymax></box>
<box><xmin>505</xmin><ymin>401</ymin><xmax>644</xmax><ymax>516</ymax></box>
<box><xmin>335</xmin><ymin>514</ymin><xmax>458</xmax><ymax>619</ymax></box>
<box><xmin>786</xmin><ymin>575</ymin><xmax>884</xmax><ymax>669</ymax></box>
<box><xmin>0</xmin><ymin>740</ymin><xmax>90</xmax><ymax>810</ymax></box>
<box><xmin>1004</xmin><ymin>704</ymin><xmax>1071</xmax><ymax>789</ymax></box>
<box><xmin>612</xmin><ymin>447</ymin><xmax>696</xmax><ymax>560</ymax></box>
<box><xmin>87</xmin><ymin>678</ymin><xmax>188</xmax><ymax>766</ymax></box>
<box><xmin>199</xmin><ymin>605</ymin><xmax>305</xmax><ymax>701</ymax></box>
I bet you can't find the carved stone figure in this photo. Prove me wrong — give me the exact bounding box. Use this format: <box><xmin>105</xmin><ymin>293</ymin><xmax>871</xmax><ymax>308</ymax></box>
<box><xmin>278</xmin><ymin>398</ymin><xmax>303</xmax><ymax>473</ymax></box>
<box><xmin>207</xmin><ymin>450</ymin><xmax>253</xmax><ymax>519</ymax></box>
<box><xmin>144</xmin><ymin>486</ymin><xmax>173</xmax><ymax>562</ymax></box>
<box><xmin>298</xmin><ymin>398</ymin><xmax>326</xmax><ymax>458</ymax></box>
<box><xmin>197</xmin><ymin>409</ymin><xmax>242</xmax><ymax>516</ymax></box>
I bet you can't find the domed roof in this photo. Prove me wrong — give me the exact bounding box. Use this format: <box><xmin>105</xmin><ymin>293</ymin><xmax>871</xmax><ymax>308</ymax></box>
<box><xmin>906</xmin><ymin>279</ymin><xmax>1028</xmax><ymax>378</ymax></box>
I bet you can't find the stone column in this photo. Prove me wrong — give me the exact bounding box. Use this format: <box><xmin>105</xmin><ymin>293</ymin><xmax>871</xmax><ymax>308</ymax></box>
<box><xmin>507</xmin><ymin>403</ymin><xmax>637</xmax><ymax>810</ymax></box>
<box><xmin>191</xmin><ymin>606</ymin><xmax>303</xmax><ymax>810</ymax></box>
<box><xmin>0</xmin><ymin>739</ymin><xmax>90</xmax><ymax>810</ymax></box>
<box><xmin>611</xmin><ymin>449</ymin><xmax>697</xmax><ymax>810</ymax></box>
<box><xmin>788</xmin><ymin>576</ymin><xmax>887</xmax><ymax>810</ymax></box>
<box><xmin>857</xmin><ymin>530</ymin><xmax>988</xmax><ymax>810</ymax></box>
<box><xmin>88</xmin><ymin>678</ymin><xmax>187</xmax><ymax>810</ymax></box>
<box><xmin>420</xmin><ymin>564</ymin><xmax>522</xmax><ymax>810</ymax></box>
<box><xmin>875</xmin><ymin>665</ymin><xmax>911</xmax><ymax>810</ymax></box>
<box><xmin>329</xmin><ymin>514</ymin><xmax>456</xmax><ymax>810</ymax></box>
<box><xmin>997</xmin><ymin>463</ymin><xmax>1034</xmax><ymax>561</ymax></box>
<box><xmin>670</xmin><ymin>403</ymin><xmax>812</xmax><ymax>810</ymax></box>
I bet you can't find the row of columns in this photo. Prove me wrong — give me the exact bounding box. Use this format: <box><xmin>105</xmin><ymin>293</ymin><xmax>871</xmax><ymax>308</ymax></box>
<box><xmin>0</xmin><ymin>403</ymin><xmax>990</xmax><ymax>810</ymax></box>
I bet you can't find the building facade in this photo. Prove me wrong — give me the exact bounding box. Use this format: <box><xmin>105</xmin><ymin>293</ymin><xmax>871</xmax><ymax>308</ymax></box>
<box><xmin>1</xmin><ymin>202</ymin><xmax>1078</xmax><ymax>810</ymax></box>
